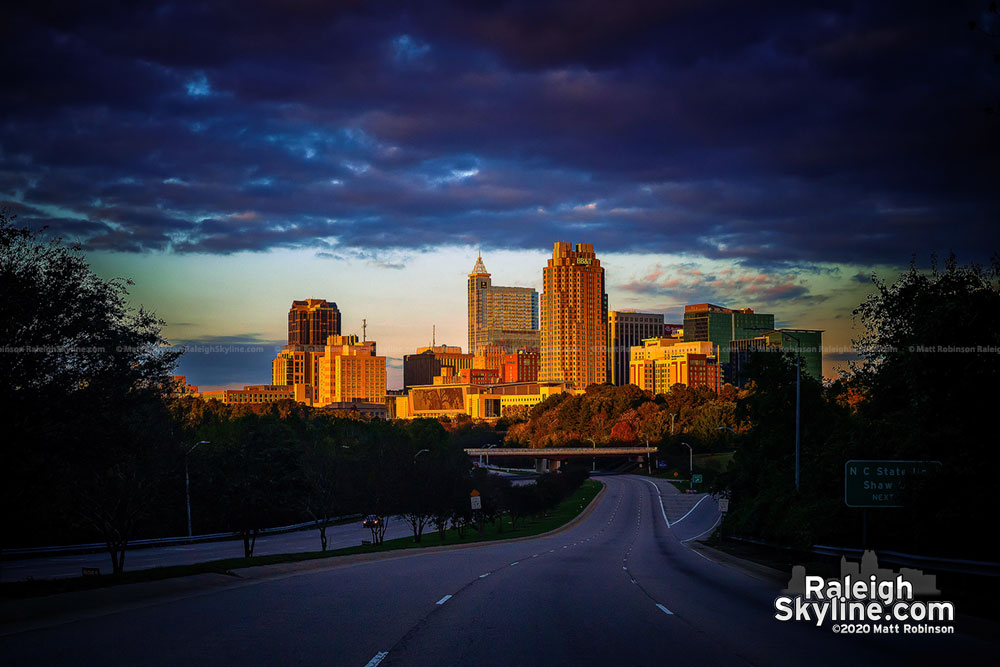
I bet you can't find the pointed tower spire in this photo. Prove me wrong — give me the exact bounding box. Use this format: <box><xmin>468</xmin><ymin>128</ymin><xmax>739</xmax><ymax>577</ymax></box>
<box><xmin>471</xmin><ymin>248</ymin><xmax>488</xmax><ymax>275</ymax></box>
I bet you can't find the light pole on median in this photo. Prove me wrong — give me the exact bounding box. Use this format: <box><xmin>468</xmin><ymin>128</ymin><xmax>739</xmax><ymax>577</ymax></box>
<box><xmin>186</xmin><ymin>441</ymin><xmax>209</xmax><ymax>538</ymax></box>
<box><xmin>587</xmin><ymin>437</ymin><xmax>597</xmax><ymax>473</ymax></box>
<box><xmin>484</xmin><ymin>444</ymin><xmax>497</xmax><ymax>467</ymax></box>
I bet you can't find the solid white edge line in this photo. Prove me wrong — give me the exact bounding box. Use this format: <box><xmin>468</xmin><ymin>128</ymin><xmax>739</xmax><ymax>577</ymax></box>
<box><xmin>656</xmin><ymin>603</ymin><xmax>674</xmax><ymax>615</ymax></box>
<box><xmin>642</xmin><ymin>479</ymin><xmax>671</xmax><ymax>528</ymax></box>
<box><xmin>689</xmin><ymin>548</ymin><xmax>716</xmax><ymax>564</ymax></box>
<box><xmin>435</xmin><ymin>595</ymin><xmax>452</xmax><ymax>605</ymax></box>
<box><xmin>681</xmin><ymin>513</ymin><xmax>722</xmax><ymax>543</ymax></box>
<box><xmin>672</xmin><ymin>494</ymin><xmax>709</xmax><ymax>525</ymax></box>
<box><xmin>364</xmin><ymin>651</ymin><xmax>389</xmax><ymax>666</ymax></box>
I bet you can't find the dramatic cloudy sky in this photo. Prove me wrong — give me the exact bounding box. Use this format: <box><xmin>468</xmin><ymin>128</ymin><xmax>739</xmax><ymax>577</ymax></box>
<box><xmin>4</xmin><ymin>1</ymin><xmax>998</xmax><ymax>388</ymax></box>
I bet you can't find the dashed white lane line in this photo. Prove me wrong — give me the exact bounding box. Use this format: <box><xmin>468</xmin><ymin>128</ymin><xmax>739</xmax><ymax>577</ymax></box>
<box><xmin>364</xmin><ymin>651</ymin><xmax>389</xmax><ymax>666</ymax></box>
<box><xmin>531</xmin><ymin>554</ymin><xmax>538</xmax><ymax>558</ymax></box>
<box><xmin>656</xmin><ymin>604</ymin><xmax>674</xmax><ymax>615</ymax></box>
<box><xmin>435</xmin><ymin>595</ymin><xmax>452</xmax><ymax>605</ymax></box>
<box><xmin>479</xmin><ymin>573</ymin><xmax>490</xmax><ymax>578</ymax></box>
<box><xmin>510</xmin><ymin>561</ymin><xmax>519</xmax><ymax>566</ymax></box>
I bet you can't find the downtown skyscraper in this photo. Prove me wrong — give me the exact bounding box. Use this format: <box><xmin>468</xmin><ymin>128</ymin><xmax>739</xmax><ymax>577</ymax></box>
<box><xmin>467</xmin><ymin>251</ymin><xmax>539</xmax><ymax>355</ymax></box>
<box><xmin>540</xmin><ymin>242</ymin><xmax>608</xmax><ymax>387</ymax></box>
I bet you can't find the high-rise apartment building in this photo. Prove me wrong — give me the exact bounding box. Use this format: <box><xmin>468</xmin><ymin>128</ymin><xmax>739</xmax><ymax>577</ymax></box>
<box><xmin>468</xmin><ymin>252</ymin><xmax>540</xmax><ymax>355</ymax></box>
<box><xmin>540</xmin><ymin>242</ymin><xmax>608</xmax><ymax>387</ymax></box>
<box><xmin>315</xmin><ymin>335</ymin><xmax>386</xmax><ymax>406</ymax></box>
<box><xmin>287</xmin><ymin>299</ymin><xmax>341</xmax><ymax>346</ymax></box>
<box><xmin>607</xmin><ymin>311</ymin><xmax>665</xmax><ymax>385</ymax></box>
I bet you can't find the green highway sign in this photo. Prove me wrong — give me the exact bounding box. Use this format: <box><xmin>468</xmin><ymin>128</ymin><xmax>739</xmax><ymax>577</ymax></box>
<box><xmin>691</xmin><ymin>474</ymin><xmax>703</xmax><ymax>484</ymax></box>
<box><xmin>844</xmin><ymin>460</ymin><xmax>941</xmax><ymax>508</ymax></box>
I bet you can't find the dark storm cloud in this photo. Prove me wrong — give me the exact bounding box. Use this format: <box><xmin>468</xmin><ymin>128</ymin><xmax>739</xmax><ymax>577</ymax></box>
<box><xmin>2</xmin><ymin>1</ymin><xmax>997</xmax><ymax>266</ymax></box>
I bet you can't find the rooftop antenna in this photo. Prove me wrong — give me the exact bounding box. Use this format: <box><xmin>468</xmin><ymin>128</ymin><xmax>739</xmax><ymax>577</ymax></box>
<box><xmin>362</xmin><ymin>318</ymin><xmax>367</xmax><ymax>342</ymax></box>
<box><xmin>433</xmin><ymin>324</ymin><xmax>436</xmax><ymax>347</ymax></box>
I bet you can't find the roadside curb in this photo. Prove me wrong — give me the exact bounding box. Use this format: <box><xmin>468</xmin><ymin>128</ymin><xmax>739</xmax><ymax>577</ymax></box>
<box><xmin>231</xmin><ymin>480</ymin><xmax>607</xmax><ymax>581</ymax></box>
<box><xmin>686</xmin><ymin>541</ymin><xmax>788</xmax><ymax>586</ymax></box>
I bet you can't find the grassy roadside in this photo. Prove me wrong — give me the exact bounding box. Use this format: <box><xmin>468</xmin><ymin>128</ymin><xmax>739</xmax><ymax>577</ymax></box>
<box><xmin>1</xmin><ymin>480</ymin><xmax>602</xmax><ymax>600</ymax></box>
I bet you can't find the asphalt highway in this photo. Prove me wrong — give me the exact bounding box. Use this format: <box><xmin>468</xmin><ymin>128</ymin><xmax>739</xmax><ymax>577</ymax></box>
<box><xmin>0</xmin><ymin>475</ymin><xmax>991</xmax><ymax>666</ymax></box>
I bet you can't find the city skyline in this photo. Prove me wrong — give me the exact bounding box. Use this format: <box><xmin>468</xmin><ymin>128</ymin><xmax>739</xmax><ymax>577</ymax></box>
<box><xmin>87</xmin><ymin>244</ymin><xmax>904</xmax><ymax>390</ymax></box>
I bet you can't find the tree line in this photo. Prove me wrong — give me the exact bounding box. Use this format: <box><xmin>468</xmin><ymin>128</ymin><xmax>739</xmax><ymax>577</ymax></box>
<box><xmin>1</xmin><ymin>215</ymin><xmax>587</xmax><ymax>574</ymax></box>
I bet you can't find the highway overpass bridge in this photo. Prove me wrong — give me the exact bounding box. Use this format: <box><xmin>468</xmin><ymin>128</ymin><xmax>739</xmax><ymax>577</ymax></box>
<box><xmin>464</xmin><ymin>447</ymin><xmax>657</xmax><ymax>472</ymax></box>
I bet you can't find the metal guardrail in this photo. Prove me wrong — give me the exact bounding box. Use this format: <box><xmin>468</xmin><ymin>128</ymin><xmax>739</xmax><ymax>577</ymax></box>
<box><xmin>810</xmin><ymin>544</ymin><xmax>1000</xmax><ymax>577</ymax></box>
<box><xmin>1</xmin><ymin>515</ymin><xmax>361</xmax><ymax>559</ymax></box>
<box><xmin>726</xmin><ymin>536</ymin><xmax>1000</xmax><ymax>577</ymax></box>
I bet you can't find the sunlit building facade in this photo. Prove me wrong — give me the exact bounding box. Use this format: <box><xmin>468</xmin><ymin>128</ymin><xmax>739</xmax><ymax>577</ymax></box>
<box><xmin>198</xmin><ymin>384</ymin><xmax>295</xmax><ymax>404</ymax></box>
<box><xmin>315</xmin><ymin>335</ymin><xmax>386</xmax><ymax>407</ymax></box>
<box><xmin>629</xmin><ymin>338</ymin><xmax>722</xmax><ymax>394</ymax></box>
<box><xmin>540</xmin><ymin>242</ymin><xmax>608</xmax><ymax>388</ymax></box>
<box><xmin>287</xmin><ymin>298</ymin><xmax>341</xmax><ymax>346</ymax></box>
<box><xmin>503</xmin><ymin>349</ymin><xmax>540</xmax><ymax>383</ymax></box>
<box><xmin>468</xmin><ymin>252</ymin><xmax>540</xmax><ymax>355</ymax></box>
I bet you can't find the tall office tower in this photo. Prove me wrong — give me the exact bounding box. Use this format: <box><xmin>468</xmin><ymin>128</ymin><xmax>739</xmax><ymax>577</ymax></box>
<box><xmin>468</xmin><ymin>251</ymin><xmax>540</xmax><ymax>355</ymax></box>
<box><xmin>607</xmin><ymin>311</ymin><xmax>665</xmax><ymax>385</ymax></box>
<box><xmin>540</xmin><ymin>242</ymin><xmax>608</xmax><ymax>387</ymax></box>
<box><xmin>287</xmin><ymin>299</ymin><xmax>341</xmax><ymax>345</ymax></box>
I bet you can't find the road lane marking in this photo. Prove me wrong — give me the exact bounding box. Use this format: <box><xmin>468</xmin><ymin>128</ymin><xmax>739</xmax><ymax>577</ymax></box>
<box><xmin>642</xmin><ymin>479</ymin><xmax>671</xmax><ymax>528</ymax></box>
<box><xmin>436</xmin><ymin>595</ymin><xmax>452</xmax><ymax>605</ymax></box>
<box><xmin>510</xmin><ymin>561</ymin><xmax>519</xmax><ymax>566</ymax></box>
<box><xmin>689</xmin><ymin>548</ymin><xmax>716</xmax><ymax>564</ymax></box>
<box><xmin>531</xmin><ymin>554</ymin><xmax>538</xmax><ymax>557</ymax></box>
<box><xmin>656</xmin><ymin>604</ymin><xmax>674</xmax><ymax>615</ymax></box>
<box><xmin>672</xmin><ymin>495</ymin><xmax>709</xmax><ymax>525</ymax></box>
<box><xmin>681</xmin><ymin>513</ymin><xmax>722</xmax><ymax>543</ymax></box>
<box><xmin>479</xmin><ymin>572</ymin><xmax>490</xmax><ymax>578</ymax></box>
<box><xmin>365</xmin><ymin>651</ymin><xmax>389</xmax><ymax>666</ymax></box>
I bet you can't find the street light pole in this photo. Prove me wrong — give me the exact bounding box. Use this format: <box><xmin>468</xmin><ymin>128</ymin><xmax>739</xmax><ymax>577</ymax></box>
<box><xmin>587</xmin><ymin>438</ymin><xmax>596</xmax><ymax>473</ymax></box>
<box><xmin>186</xmin><ymin>441</ymin><xmax>209</xmax><ymax>538</ymax></box>
<box><xmin>680</xmin><ymin>441</ymin><xmax>693</xmax><ymax>475</ymax></box>
<box><xmin>485</xmin><ymin>444</ymin><xmax>497</xmax><ymax>467</ymax></box>
<box><xmin>781</xmin><ymin>332</ymin><xmax>803</xmax><ymax>493</ymax></box>
<box><xmin>746</xmin><ymin>327</ymin><xmax>803</xmax><ymax>493</ymax></box>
